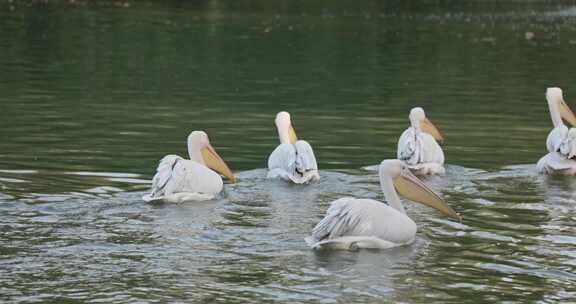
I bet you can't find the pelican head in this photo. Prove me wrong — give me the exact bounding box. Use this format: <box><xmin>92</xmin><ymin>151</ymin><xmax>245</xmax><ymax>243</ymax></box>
<box><xmin>275</xmin><ymin>111</ymin><xmax>298</xmax><ymax>144</ymax></box>
<box><xmin>409</xmin><ymin>107</ymin><xmax>443</xmax><ymax>142</ymax></box>
<box><xmin>379</xmin><ymin>159</ymin><xmax>459</xmax><ymax>220</ymax></box>
<box><xmin>546</xmin><ymin>87</ymin><xmax>576</xmax><ymax>127</ymax></box>
<box><xmin>187</xmin><ymin>131</ymin><xmax>236</xmax><ymax>183</ymax></box>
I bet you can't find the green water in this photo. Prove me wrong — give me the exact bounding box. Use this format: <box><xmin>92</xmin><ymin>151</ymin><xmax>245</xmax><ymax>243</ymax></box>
<box><xmin>1</xmin><ymin>1</ymin><xmax>576</xmax><ymax>303</ymax></box>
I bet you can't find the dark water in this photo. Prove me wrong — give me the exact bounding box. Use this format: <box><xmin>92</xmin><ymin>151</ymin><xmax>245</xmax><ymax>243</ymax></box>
<box><xmin>2</xmin><ymin>1</ymin><xmax>576</xmax><ymax>302</ymax></box>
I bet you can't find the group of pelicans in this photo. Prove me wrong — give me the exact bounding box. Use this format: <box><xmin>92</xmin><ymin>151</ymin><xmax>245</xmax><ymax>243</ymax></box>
<box><xmin>142</xmin><ymin>87</ymin><xmax>575</xmax><ymax>250</ymax></box>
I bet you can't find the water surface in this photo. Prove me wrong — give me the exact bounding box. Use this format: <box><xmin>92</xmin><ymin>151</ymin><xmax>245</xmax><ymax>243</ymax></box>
<box><xmin>2</xmin><ymin>1</ymin><xmax>576</xmax><ymax>302</ymax></box>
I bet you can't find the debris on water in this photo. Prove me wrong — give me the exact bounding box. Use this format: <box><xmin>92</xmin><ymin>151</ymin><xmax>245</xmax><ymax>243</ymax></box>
<box><xmin>525</xmin><ymin>31</ymin><xmax>535</xmax><ymax>40</ymax></box>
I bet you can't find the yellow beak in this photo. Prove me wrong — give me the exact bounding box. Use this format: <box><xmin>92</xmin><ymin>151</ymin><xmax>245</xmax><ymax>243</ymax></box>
<box><xmin>393</xmin><ymin>168</ymin><xmax>460</xmax><ymax>220</ymax></box>
<box><xmin>421</xmin><ymin>117</ymin><xmax>443</xmax><ymax>143</ymax></box>
<box><xmin>201</xmin><ymin>144</ymin><xmax>236</xmax><ymax>183</ymax></box>
<box><xmin>560</xmin><ymin>99</ymin><xmax>576</xmax><ymax>127</ymax></box>
<box><xmin>288</xmin><ymin>125</ymin><xmax>298</xmax><ymax>144</ymax></box>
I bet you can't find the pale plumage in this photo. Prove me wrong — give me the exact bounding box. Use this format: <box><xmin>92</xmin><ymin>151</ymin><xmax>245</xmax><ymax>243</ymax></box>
<box><xmin>537</xmin><ymin>88</ymin><xmax>576</xmax><ymax>175</ymax></box>
<box><xmin>143</xmin><ymin>155</ymin><xmax>223</xmax><ymax>202</ymax></box>
<box><xmin>306</xmin><ymin>159</ymin><xmax>459</xmax><ymax>251</ymax></box>
<box><xmin>143</xmin><ymin>131</ymin><xmax>235</xmax><ymax>203</ymax></box>
<box><xmin>307</xmin><ymin>197</ymin><xmax>417</xmax><ymax>250</ymax></box>
<box><xmin>267</xmin><ymin>112</ymin><xmax>319</xmax><ymax>183</ymax></box>
<box><xmin>397</xmin><ymin>107</ymin><xmax>445</xmax><ymax>175</ymax></box>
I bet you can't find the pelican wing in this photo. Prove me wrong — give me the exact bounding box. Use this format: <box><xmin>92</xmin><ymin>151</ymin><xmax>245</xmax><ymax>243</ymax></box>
<box><xmin>545</xmin><ymin>125</ymin><xmax>576</xmax><ymax>160</ymax></box>
<box><xmin>144</xmin><ymin>155</ymin><xmax>223</xmax><ymax>202</ymax></box>
<box><xmin>397</xmin><ymin>128</ymin><xmax>444</xmax><ymax>166</ymax></box>
<box><xmin>546</xmin><ymin>125</ymin><xmax>568</xmax><ymax>153</ymax></box>
<box><xmin>537</xmin><ymin>152</ymin><xmax>576</xmax><ymax>174</ymax></box>
<box><xmin>267</xmin><ymin>141</ymin><xmax>319</xmax><ymax>183</ymax></box>
<box><xmin>294</xmin><ymin>140</ymin><xmax>319</xmax><ymax>180</ymax></box>
<box><xmin>307</xmin><ymin>198</ymin><xmax>416</xmax><ymax>249</ymax></box>
<box><xmin>559</xmin><ymin>129</ymin><xmax>576</xmax><ymax>159</ymax></box>
<box><xmin>397</xmin><ymin>128</ymin><xmax>418</xmax><ymax>165</ymax></box>
<box><xmin>267</xmin><ymin>143</ymin><xmax>297</xmax><ymax>177</ymax></box>
<box><xmin>310</xmin><ymin>198</ymin><xmax>369</xmax><ymax>243</ymax></box>
<box><xmin>148</xmin><ymin>155</ymin><xmax>185</xmax><ymax>198</ymax></box>
<box><xmin>539</xmin><ymin>126</ymin><xmax>576</xmax><ymax>174</ymax></box>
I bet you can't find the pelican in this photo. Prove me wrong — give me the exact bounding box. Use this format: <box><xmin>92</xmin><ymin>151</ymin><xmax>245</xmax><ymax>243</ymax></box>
<box><xmin>306</xmin><ymin>159</ymin><xmax>459</xmax><ymax>250</ymax></box>
<box><xmin>397</xmin><ymin>107</ymin><xmax>445</xmax><ymax>175</ymax></box>
<box><xmin>537</xmin><ymin>88</ymin><xmax>576</xmax><ymax>175</ymax></box>
<box><xmin>267</xmin><ymin>111</ymin><xmax>319</xmax><ymax>183</ymax></box>
<box><xmin>142</xmin><ymin>131</ymin><xmax>235</xmax><ymax>203</ymax></box>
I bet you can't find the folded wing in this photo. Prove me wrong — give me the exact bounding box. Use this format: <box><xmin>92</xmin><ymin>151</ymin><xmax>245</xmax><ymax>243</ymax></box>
<box><xmin>546</xmin><ymin>125</ymin><xmax>576</xmax><ymax>159</ymax></box>
<box><xmin>309</xmin><ymin>198</ymin><xmax>368</xmax><ymax>244</ymax></box>
<box><xmin>397</xmin><ymin>128</ymin><xmax>444</xmax><ymax>165</ymax></box>
<box><xmin>144</xmin><ymin>155</ymin><xmax>223</xmax><ymax>202</ymax></box>
<box><xmin>307</xmin><ymin>198</ymin><xmax>416</xmax><ymax>249</ymax></box>
<box><xmin>267</xmin><ymin>140</ymin><xmax>319</xmax><ymax>183</ymax></box>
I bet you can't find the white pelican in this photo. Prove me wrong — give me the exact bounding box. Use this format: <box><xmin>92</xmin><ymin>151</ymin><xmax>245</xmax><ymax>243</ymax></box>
<box><xmin>306</xmin><ymin>159</ymin><xmax>459</xmax><ymax>250</ymax></box>
<box><xmin>143</xmin><ymin>131</ymin><xmax>235</xmax><ymax>203</ymax></box>
<box><xmin>267</xmin><ymin>111</ymin><xmax>320</xmax><ymax>183</ymax></box>
<box><xmin>537</xmin><ymin>87</ymin><xmax>576</xmax><ymax>175</ymax></box>
<box><xmin>397</xmin><ymin>107</ymin><xmax>445</xmax><ymax>175</ymax></box>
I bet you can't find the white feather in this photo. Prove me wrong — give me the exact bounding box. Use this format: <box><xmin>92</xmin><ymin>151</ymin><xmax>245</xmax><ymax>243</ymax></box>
<box><xmin>267</xmin><ymin>140</ymin><xmax>320</xmax><ymax>184</ymax></box>
<box><xmin>306</xmin><ymin>197</ymin><xmax>416</xmax><ymax>250</ymax></box>
<box><xmin>143</xmin><ymin>155</ymin><xmax>223</xmax><ymax>203</ymax></box>
<box><xmin>539</xmin><ymin>125</ymin><xmax>576</xmax><ymax>175</ymax></box>
<box><xmin>546</xmin><ymin>124</ymin><xmax>569</xmax><ymax>153</ymax></box>
<box><xmin>537</xmin><ymin>152</ymin><xmax>576</xmax><ymax>175</ymax></box>
<box><xmin>397</xmin><ymin>127</ymin><xmax>444</xmax><ymax>175</ymax></box>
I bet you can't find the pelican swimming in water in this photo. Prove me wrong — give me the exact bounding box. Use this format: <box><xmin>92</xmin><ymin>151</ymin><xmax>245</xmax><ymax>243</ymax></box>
<box><xmin>306</xmin><ymin>159</ymin><xmax>459</xmax><ymax>250</ymax></box>
<box><xmin>397</xmin><ymin>107</ymin><xmax>445</xmax><ymax>175</ymax></box>
<box><xmin>267</xmin><ymin>111</ymin><xmax>319</xmax><ymax>183</ymax></box>
<box><xmin>143</xmin><ymin>131</ymin><xmax>235</xmax><ymax>203</ymax></box>
<box><xmin>537</xmin><ymin>87</ymin><xmax>576</xmax><ymax>175</ymax></box>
